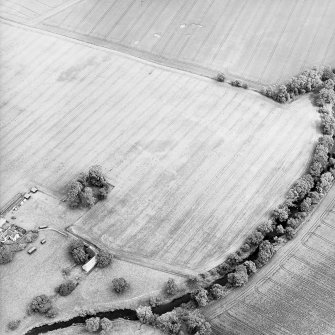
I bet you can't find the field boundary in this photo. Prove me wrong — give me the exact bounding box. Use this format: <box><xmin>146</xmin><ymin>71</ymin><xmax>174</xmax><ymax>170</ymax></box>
<box><xmin>68</xmin><ymin>225</ymin><xmax>196</xmax><ymax>278</ymax></box>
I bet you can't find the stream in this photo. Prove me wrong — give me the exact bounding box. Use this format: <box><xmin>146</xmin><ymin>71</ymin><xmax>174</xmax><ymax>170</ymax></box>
<box><xmin>25</xmin><ymin>293</ymin><xmax>192</xmax><ymax>335</ymax></box>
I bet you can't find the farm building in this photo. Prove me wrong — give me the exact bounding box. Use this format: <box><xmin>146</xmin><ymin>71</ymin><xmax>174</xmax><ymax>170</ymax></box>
<box><xmin>82</xmin><ymin>256</ymin><xmax>97</xmax><ymax>273</ymax></box>
<box><xmin>0</xmin><ymin>224</ymin><xmax>26</xmax><ymax>243</ymax></box>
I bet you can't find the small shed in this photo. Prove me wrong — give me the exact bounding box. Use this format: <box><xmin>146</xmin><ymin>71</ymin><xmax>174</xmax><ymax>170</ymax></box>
<box><xmin>82</xmin><ymin>256</ymin><xmax>97</xmax><ymax>273</ymax></box>
<box><xmin>24</xmin><ymin>193</ymin><xmax>31</xmax><ymax>200</ymax></box>
<box><xmin>31</xmin><ymin>187</ymin><xmax>38</xmax><ymax>193</ymax></box>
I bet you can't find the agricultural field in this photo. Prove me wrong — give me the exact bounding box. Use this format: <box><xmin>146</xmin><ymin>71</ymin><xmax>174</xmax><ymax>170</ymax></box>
<box><xmin>0</xmin><ymin>0</ymin><xmax>70</xmax><ymax>24</ymax></box>
<box><xmin>1</xmin><ymin>2</ymin><xmax>335</xmax><ymax>335</ymax></box>
<box><xmin>33</xmin><ymin>0</ymin><xmax>335</xmax><ymax>85</ymax></box>
<box><xmin>0</xmin><ymin>21</ymin><xmax>319</xmax><ymax>276</ymax></box>
<box><xmin>204</xmin><ymin>186</ymin><xmax>335</xmax><ymax>335</ymax></box>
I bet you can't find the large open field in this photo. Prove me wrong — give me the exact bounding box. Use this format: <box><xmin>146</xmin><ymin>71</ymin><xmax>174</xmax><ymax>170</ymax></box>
<box><xmin>29</xmin><ymin>0</ymin><xmax>335</xmax><ymax>85</ymax></box>
<box><xmin>0</xmin><ymin>21</ymin><xmax>319</xmax><ymax>275</ymax></box>
<box><xmin>0</xmin><ymin>0</ymin><xmax>70</xmax><ymax>24</ymax></box>
<box><xmin>204</xmin><ymin>186</ymin><xmax>335</xmax><ymax>335</ymax></box>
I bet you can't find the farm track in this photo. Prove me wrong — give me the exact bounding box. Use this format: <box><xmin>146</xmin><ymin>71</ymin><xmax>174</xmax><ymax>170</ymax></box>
<box><xmin>204</xmin><ymin>187</ymin><xmax>335</xmax><ymax>335</ymax></box>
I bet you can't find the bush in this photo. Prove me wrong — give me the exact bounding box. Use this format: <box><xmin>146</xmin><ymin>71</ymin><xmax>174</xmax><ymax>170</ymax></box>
<box><xmin>227</xmin><ymin>265</ymin><xmax>248</xmax><ymax>287</ymax></box>
<box><xmin>112</xmin><ymin>277</ymin><xmax>129</xmax><ymax>294</ymax></box>
<box><xmin>309</xmin><ymin>161</ymin><xmax>323</xmax><ymax>177</ymax></box>
<box><xmin>23</xmin><ymin>230</ymin><xmax>39</xmax><ymax>243</ymax></box>
<box><xmin>66</xmin><ymin>180</ymin><xmax>83</xmax><ymax>208</ymax></box>
<box><xmin>256</xmin><ymin>221</ymin><xmax>275</xmax><ymax>235</ymax></box>
<box><xmin>100</xmin><ymin>318</ymin><xmax>113</xmax><ymax>333</ymax></box>
<box><xmin>69</xmin><ymin>240</ymin><xmax>89</xmax><ymax>265</ymax></box>
<box><xmin>186</xmin><ymin>275</ymin><xmax>203</xmax><ymax>289</ymax></box>
<box><xmin>230</xmin><ymin>79</ymin><xmax>243</xmax><ymax>87</ymax></box>
<box><xmin>240</xmin><ymin>243</ymin><xmax>251</xmax><ymax>252</ymax></box>
<box><xmin>318</xmin><ymin>135</ymin><xmax>334</xmax><ymax>151</ymax></box>
<box><xmin>318</xmin><ymin>88</ymin><xmax>335</xmax><ymax>105</ymax></box>
<box><xmin>46</xmin><ymin>307</ymin><xmax>58</xmax><ymax>318</ymax></box>
<box><xmin>286</xmin><ymin>174</ymin><xmax>314</xmax><ymax>202</ymax></box>
<box><xmin>276</xmin><ymin>224</ymin><xmax>285</xmax><ymax>235</ymax></box>
<box><xmin>300</xmin><ymin>197</ymin><xmax>312</xmax><ymax>213</ymax></box>
<box><xmin>273</xmin><ymin>205</ymin><xmax>290</xmax><ymax>222</ymax></box>
<box><xmin>192</xmin><ymin>288</ymin><xmax>209</xmax><ymax>307</ymax></box>
<box><xmin>216</xmin><ymin>73</ymin><xmax>225</xmax><ymax>82</ymax></box>
<box><xmin>255</xmin><ymin>240</ymin><xmax>275</xmax><ymax>268</ymax></box>
<box><xmin>96</xmin><ymin>250</ymin><xmax>113</xmax><ymax>268</ymax></box>
<box><xmin>182</xmin><ymin>310</ymin><xmax>212</xmax><ymax>335</ymax></box>
<box><xmin>244</xmin><ymin>231</ymin><xmax>264</xmax><ymax>247</ymax></box>
<box><xmin>80</xmin><ymin>187</ymin><xmax>95</xmax><ymax>208</ymax></box>
<box><xmin>317</xmin><ymin>172</ymin><xmax>334</xmax><ymax>195</ymax></box>
<box><xmin>216</xmin><ymin>262</ymin><xmax>233</xmax><ymax>276</ymax></box>
<box><xmin>285</xmin><ymin>227</ymin><xmax>296</xmax><ymax>240</ymax></box>
<box><xmin>165</xmin><ymin>278</ymin><xmax>178</xmax><ymax>296</ymax></box>
<box><xmin>97</xmin><ymin>187</ymin><xmax>109</xmax><ymax>200</ymax></box>
<box><xmin>210</xmin><ymin>284</ymin><xmax>228</xmax><ymax>300</ymax></box>
<box><xmin>57</xmin><ymin>280</ymin><xmax>77</xmax><ymax>296</ymax></box>
<box><xmin>225</xmin><ymin>252</ymin><xmax>242</xmax><ymax>266</ymax></box>
<box><xmin>321</xmin><ymin>66</ymin><xmax>335</xmax><ymax>81</ymax></box>
<box><xmin>243</xmin><ymin>260</ymin><xmax>257</xmax><ymax>275</ymax></box>
<box><xmin>321</xmin><ymin>112</ymin><xmax>335</xmax><ymax>135</ymax></box>
<box><xmin>85</xmin><ymin>317</ymin><xmax>100</xmax><ymax>332</ymax></box>
<box><xmin>136</xmin><ymin>305</ymin><xmax>156</xmax><ymax>325</ymax></box>
<box><xmin>156</xmin><ymin>311</ymin><xmax>181</xmax><ymax>335</ymax></box>
<box><xmin>149</xmin><ymin>296</ymin><xmax>162</xmax><ymax>307</ymax></box>
<box><xmin>88</xmin><ymin>165</ymin><xmax>106</xmax><ymax>187</ymax></box>
<box><xmin>0</xmin><ymin>245</ymin><xmax>14</xmax><ymax>264</ymax></box>
<box><xmin>7</xmin><ymin>320</ymin><xmax>20</xmax><ymax>331</ymax></box>
<box><xmin>29</xmin><ymin>295</ymin><xmax>53</xmax><ymax>314</ymax></box>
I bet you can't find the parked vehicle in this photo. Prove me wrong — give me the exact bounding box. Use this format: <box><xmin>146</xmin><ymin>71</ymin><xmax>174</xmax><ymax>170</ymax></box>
<box><xmin>27</xmin><ymin>247</ymin><xmax>37</xmax><ymax>255</ymax></box>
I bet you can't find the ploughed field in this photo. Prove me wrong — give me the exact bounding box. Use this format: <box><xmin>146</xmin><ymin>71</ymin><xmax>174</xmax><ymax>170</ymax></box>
<box><xmin>204</xmin><ymin>186</ymin><xmax>335</xmax><ymax>335</ymax></box>
<box><xmin>0</xmin><ymin>22</ymin><xmax>319</xmax><ymax>274</ymax></box>
<box><xmin>33</xmin><ymin>0</ymin><xmax>335</xmax><ymax>85</ymax></box>
<box><xmin>0</xmin><ymin>0</ymin><xmax>69</xmax><ymax>23</ymax></box>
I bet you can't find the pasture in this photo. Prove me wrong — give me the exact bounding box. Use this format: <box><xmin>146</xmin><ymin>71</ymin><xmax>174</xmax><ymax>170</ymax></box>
<box><xmin>38</xmin><ymin>0</ymin><xmax>335</xmax><ymax>85</ymax></box>
<box><xmin>0</xmin><ymin>22</ymin><xmax>319</xmax><ymax>274</ymax></box>
<box><xmin>0</xmin><ymin>190</ymin><xmax>176</xmax><ymax>335</ymax></box>
<box><xmin>0</xmin><ymin>192</ymin><xmax>79</xmax><ymax>335</ymax></box>
<box><xmin>204</xmin><ymin>186</ymin><xmax>335</xmax><ymax>335</ymax></box>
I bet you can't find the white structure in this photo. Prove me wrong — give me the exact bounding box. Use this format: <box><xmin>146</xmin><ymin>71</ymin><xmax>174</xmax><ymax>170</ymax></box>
<box><xmin>82</xmin><ymin>256</ymin><xmax>97</xmax><ymax>273</ymax></box>
<box><xmin>31</xmin><ymin>187</ymin><xmax>38</xmax><ymax>193</ymax></box>
<box><xmin>0</xmin><ymin>217</ymin><xmax>6</xmax><ymax>226</ymax></box>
